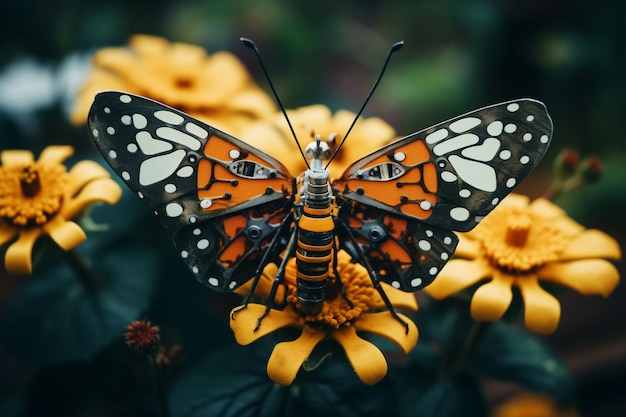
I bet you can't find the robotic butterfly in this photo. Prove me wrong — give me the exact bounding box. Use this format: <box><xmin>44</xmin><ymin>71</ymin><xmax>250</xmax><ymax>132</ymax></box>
<box><xmin>87</xmin><ymin>40</ymin><xmax>552</xmax><ymax>328</ymax></box>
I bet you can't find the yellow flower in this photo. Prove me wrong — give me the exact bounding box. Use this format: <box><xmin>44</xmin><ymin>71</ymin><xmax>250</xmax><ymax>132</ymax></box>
<box><xmin>71</xmin><ymin>34</ymin><xmax>277</xmax><ymax>135</ymax></box>
<box><xmin>492</xmin><ymin>392</ymin><xmax>580</xmax><ymax>417</ymax></box>
<box><xmin>0</xmin><ymin>146</ymin><xmax>122</xmax><ymax>275</ymax></box>
<box><xmin>239</xmin><ymin>104</ymin><xmax>396</xmax><ymax>177</ymax></box>
<box><xmin>230</xmin><ymin>250</ymin><xmax>418</xmax><ymax>386</ymax></box>
<box><xmin>426</xmin><ymin>194</ymin><xmax>621</xmax><ymax>334</ymax></box>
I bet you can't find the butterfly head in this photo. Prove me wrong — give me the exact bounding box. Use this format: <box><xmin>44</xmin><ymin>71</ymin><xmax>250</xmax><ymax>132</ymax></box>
<box><xmin>304</xmin><ymin>136</ymin><xmax>332</xmax><ymax>171</ymax></box>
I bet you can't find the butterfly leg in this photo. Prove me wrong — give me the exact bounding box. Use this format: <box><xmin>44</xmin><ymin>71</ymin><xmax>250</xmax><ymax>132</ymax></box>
<box><xmin>254</xmin><ymin>224</ymin><xmax>299</xmax><ymax>331</ymax></box>
<box><xmin>231</xmin><ymin>212</ymin><xmax>295</xmax><ymax>320</ymax></box>
<box><xmin>331</xmin><ymin>239</ymin><xmax>354</xmax><ymax>309</ymax></box>
<box><xmin>336</xmin><ymin>221</ymin><xmax>409</xmax><ymax>334</ymax></box>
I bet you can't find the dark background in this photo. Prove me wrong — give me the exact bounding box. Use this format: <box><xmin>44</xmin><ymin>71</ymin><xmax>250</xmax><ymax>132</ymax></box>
<box><xmin>1</xmin><ymin>0</ymin><xmax>624</xmax><ymax>416</ymax></box>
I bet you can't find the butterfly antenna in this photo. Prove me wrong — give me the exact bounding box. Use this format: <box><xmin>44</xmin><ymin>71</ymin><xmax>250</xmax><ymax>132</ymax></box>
<box><xmin>325</xmin><ymin>40</ymin><xmax>404</xmax><ymax>169</ymax></box>
<box><xmin>241</xmin><ymin>37</ymin><xmax>310</xmax><ymax>169</ymax></box>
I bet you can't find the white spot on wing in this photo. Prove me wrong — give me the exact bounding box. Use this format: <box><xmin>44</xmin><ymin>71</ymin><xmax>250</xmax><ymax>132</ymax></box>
<box><xmin>177</xmin><ymin>166</ymin><xmax>194</xmax><ymax>178</ymax></box>
<box><xmin>499</xmin><ymin>150</ymin><xmax>511</xmax><ymax>160</ymax></box>
<box><xmin>165</xmin><ymin>202</ymin><xmax>183</xmax><ymax>217</ymax></box>
<box><xmin>197</xmin><ymin>239</ymin><xmax>209</xmax><ymax>249</ymax></box>
<box><xmin>136</xmin><ymin>131</ymin><xmax>174</xmax><ymax>155</ymax></box>
<box><xmin>186</xmin><ymin>122</ymin><xmax>209</xmax><ymax>138</ymax></box>
<box><xmin>487</xmin><ymin>121</ymin><xmax>503</xmax><ymax>136</ymax></box>
<box><xmin>133</xmin><ymin>113</ymin><xmax>148</xmax><ymax>129</ymax></box>
<box><xmin>139</xmin><ymin>149</ymin><xmax>186</xmax><ymax>185</ymax></box>
<box><xmin>450</xmin><ymin>207</ymin><xmax>470</xmax><ymax>221</ymax></box>
<box><xmin>164</xmin><ymin>183</ymin><xmax>176</xmax><ymax>193</ymax></box>
<box><xmin>208</xmin><ymin>278</ymin><xmax>219</xmax><ymax>286</ymax></box>
<box><xmin>449</xmin><ymin>117</ymin><xmax>481</xmax><ymax>133</ymax></box>
<box><xmin>425</xmin><ymin>128</ymin><xmax>448</xmax><ymax>144</ymax></box>
<box><xmin>448</xmin><ymin>155</ymin><xmax>497</xmax><ymax>191</ymax></box>
<box><xmin>127</xmin><ymin>143</ymin><xmax>138</xmax><ymax>153</ymax></box>
<box><xmin>229</xmin><ymin>149</ymin><xmax>241</xmax><ymax>159</ymax></box>
<box><xmin>121</xmin><ymin>115</ymin><xmax>131</xmax><ymax>125</ymax></box>
<box><xmin>433</xmin><ymin>133</ymin><xmax>479</xmax><ymax>156</ymax></box>
<box><xmin>441</xmin><ymin>171</ymin><xmax>457</xmax><ymax>182</ymax></box>
<box><xmin>394</xmin><ymin>151</ymin><xmax>406</xmax><ymax>162</ymax></box>
<box><xmin>507</xmin><ymin>103</ymin><xmax>520</xmax><ymax>112</ymax></box>
<box><xmin>119</xmin><ymin>94</ymin><xmax>131</xmax><ymax>103</ymax></box>
<box><xmin>108</xmin><ymin>150</ymin><xmax>117</xmax><ymax>159</ymax></box>
<box><xmin>411</xmin><ymin>278</ymin><xmax>423</xmax><ymax>287</ymax></box>
<box><xmin>156</xmin><ymin>127</ymin><xmax>201</xmax><ymax>150</ymax></box>
<box><xmin>155</xmin><ymin>110</ymin><xmax>184</xmax><ymax>125</ymax></box>
<box><xmin>504</xmin><ymin>123</ymin><xmax>517</xmax><ymax>133</ymax></box>
<box><xmin>461</xmin><ymin>137</ymin><xmax>500</xmax><ymax>161</ymax></box>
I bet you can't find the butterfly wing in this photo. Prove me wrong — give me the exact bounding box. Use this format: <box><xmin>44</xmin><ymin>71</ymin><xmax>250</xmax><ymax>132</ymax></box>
<box><xmin>332</xmin><ymin>99</ymin><xmax>552</xmax><ymax>290</ymax></box>
<box><xmin>88</xmin><ymin>92</ymin><xmax>296</xmax><ymax>291</ymax></box>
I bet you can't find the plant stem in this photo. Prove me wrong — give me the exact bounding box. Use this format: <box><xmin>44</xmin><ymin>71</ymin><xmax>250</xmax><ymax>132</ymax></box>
<box><xmin>63</xmin><ymin>248</ymin><xmax>100</xmax><ymax>291</ymax></box>
<box><xmin>440</xmin><ymin>302</ymin><xmax>490</xmax><ymax>381</ymax></box>
<box><xmin>149</xmin><ymin>356</ymin><xmax>170</xmax><ymax>417</ymax></box>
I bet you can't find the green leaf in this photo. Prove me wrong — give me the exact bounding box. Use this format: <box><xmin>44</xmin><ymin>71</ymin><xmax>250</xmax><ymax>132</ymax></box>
<box><xmin>169</xmin><ymin>341</ymin><xmax>400</xmax><ymax>417</ymax></box>
<box><xmin>0</xmin><ymin>244</ymin><xmax>159</xmax><ymax>365</ymax></box>
<box><xmin>472</xmin><ymin>322</ymin><xmax>576</xmax><ymax>404</ymax></box>
<box><xmin>392</xmin><ymin>371</ymin><xmax>488</xmax><ymax>417</ymax></box>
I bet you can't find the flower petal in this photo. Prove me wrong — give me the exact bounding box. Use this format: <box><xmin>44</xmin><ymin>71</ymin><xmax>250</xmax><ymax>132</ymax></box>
<box><xmin>1</xmin><ymin>150</ymin><xmax>34</xmax><ymax>167</ymax></box>
<box><xmin>63</xmin><ymin>177</ymin><xmax>122</xmax><ymax>219</ymax></box>
<box><xmin>538</xmin><ymin>259</ymin><xmax>620</xmax><ymax>297</ymax></box>
<box><xmin>453</xmin><ymin>236</ymin><xmax>481</xmax><ymax>259</ymax></box>
<box><xmin>4</xmin><ymin>228</ymin><xmax>41</xmax><ymax>275</ymax></box>
<box><xmin>67</xmin><ymin>160</ymin><xmax>112</xmax><ymax>193</ymax></box>
<box><xmin>267</xmin><ymin>329</ymin><xmax>326</xmax><ymax>386</ymax></box>
<box><xmin>354</xmin><ymin>312</ymin><xmax>418</xmax><ymax>354</ymax></box>
<box><xmin>470</xmin><ymin>272</ymin><xmax>514</xmax><ymax>322</ymax></box>
<box><xmin>229</xmin><ymin>303</ymin><xmax>299</xmax><ymax>345</ymax></box>
<box><xmin>42</xmin><ymin>218</ymin><xmax>86</xmax><ymax>250</ymax></box>
<box><xmin>331</xmin><ymin>325</ymin><xmax>388</xmax><ymax>385</ymax></box>
<box><xmin>425</xmin><ymin>259</ymin><xmax>492</xmax><ymax>299</ymax></box>
<box><xmin>559</xmin><ymin>229</ymin><xmax>621</xmax><ymax>261</ymax></box>
<box><xmin>37</xmin><ymin>146</ymin><xmax>74</xmax><ymax>164</ymax></box>
<box><xmin>0</xmin><ymin>224</ymin><xmax>17</xmax><ymax>246</ymax></box>
<box><xmin>517</xmin><ymin>277</ymin><xmax>561</xmax><ymax>334</ymax></box>
<box><xmin>369</xmin><ymin>282</ymin><xmax>418</xmax><ymax>311</ymax></box>
<box><xmin>529</xmin><ymin>197</ymin><xmax>566</xmax><ymax>219</ymax></box>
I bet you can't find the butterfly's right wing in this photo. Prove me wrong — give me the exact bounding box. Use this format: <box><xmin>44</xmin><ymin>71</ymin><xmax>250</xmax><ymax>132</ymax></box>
<box><xmin>88</xmin><ymin>92</ymin><xmax>296</xmax><ymax>292</ymax></box>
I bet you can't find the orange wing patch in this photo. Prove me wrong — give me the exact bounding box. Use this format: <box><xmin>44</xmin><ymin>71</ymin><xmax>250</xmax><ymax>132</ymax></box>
<box><xmin>334</xmin><ymin>138</ymin><xmax>438</xmax><ymax>220</ymax></box>
<box><xmin>197</xmin><ymin>134</ymin><xmax>293</xmax><ymax>212</ymax></box>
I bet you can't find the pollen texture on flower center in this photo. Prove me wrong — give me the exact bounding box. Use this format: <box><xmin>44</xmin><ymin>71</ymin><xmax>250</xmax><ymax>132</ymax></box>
<box><xmin>0</xmin><ymin>162</ymin><xmax>69</xmax><ymax>227</ymax></box>
<box><xmin>285</xmin><ymin>256</ymin><xmax>375</xmax><ymax>329</ymax></box>
<box><xmin>476</xmin><ymin>206</ymin><xmax>570</xmax><ymax>272</ymax></box>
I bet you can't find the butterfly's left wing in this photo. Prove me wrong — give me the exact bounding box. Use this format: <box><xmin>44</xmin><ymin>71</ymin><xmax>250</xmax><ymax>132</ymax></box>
<box><xmin>88</xmin><ymin>92</ymin><xmax>296</xmax><ymax>292</ymax></box>
<box><xmin>332</xmin><ymin>99</ymin><xmax>552</xmax><ymax>291</ymax></box>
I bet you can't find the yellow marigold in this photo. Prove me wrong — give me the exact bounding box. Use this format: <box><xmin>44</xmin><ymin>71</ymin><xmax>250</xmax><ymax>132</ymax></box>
<box><xmin>230</xmin><ymin>250</ymin><xmax>418</xmax><ymax>386</ymax></box>
<box><xmin>0</xmin><ymin>146</ymin><xmax>122</xmax><ymax>275</ymax></box>
<box><xmin>425</xmin><ymin>194</ymin><xmax>621</xmax><ymax>334</ymax></box>
<box><xmin>71</xmin><ymin>34</ymin><xmax>276</xmax><ymax>135</ymax></box>
<box><xmin>239</xmin><ymin>104</ymin><xmax>396</xmax><ymax>177</ymax></box>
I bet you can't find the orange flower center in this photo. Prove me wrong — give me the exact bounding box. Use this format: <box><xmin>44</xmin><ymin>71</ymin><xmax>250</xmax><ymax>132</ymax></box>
<box><xmin>284</xmin><ymin>255</ymin><xmax>375</xmax><ymax>330</ymax></box>
<box><xmin>125</xmin><ymin>320</ymin><xmax>160</xmax><ymax>351</ymax></box>
<box><xmin>0</xmin><ymin>162</ymin><xmax>69</xmax><ymax>227</ymax></box>
<box><xmin>476</xmin><ymin>207</ymin><xmax>569</xmax><ymax>273</ymax></box>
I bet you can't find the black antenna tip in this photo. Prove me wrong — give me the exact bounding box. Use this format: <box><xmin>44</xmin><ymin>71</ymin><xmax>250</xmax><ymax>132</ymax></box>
<box><xmin>391</xmin><ymin>41</ymin><xmax>404</xmax><ymax>53</ymax></box>
<box><xmin>240</xmin><ymin>37</ymin><xmax>256</xmax><ymax>49</ymax></box>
